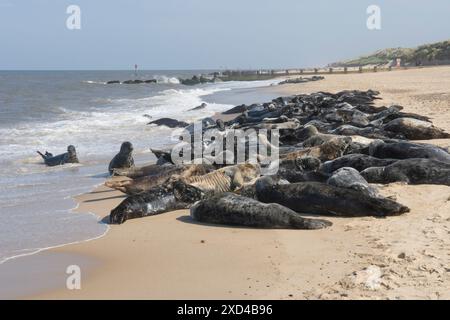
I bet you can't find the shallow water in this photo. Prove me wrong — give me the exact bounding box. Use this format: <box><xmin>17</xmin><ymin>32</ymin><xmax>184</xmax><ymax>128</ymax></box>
<box><xmin>0</xmin><ymin>70</ymin><xmax>282</xmax><ymax>264</ymax></box>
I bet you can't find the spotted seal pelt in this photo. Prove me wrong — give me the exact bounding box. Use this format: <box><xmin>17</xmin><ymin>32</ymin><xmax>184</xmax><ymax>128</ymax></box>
<box><xmin>106</xmin><ymin>165</ymin><xmax>186</xmax><ymax>195</ymax></box>
<box><xmin>319</xmin><ymin>154</ymin><xmax>397</xmax><ymax>174</ymax></box>
<box><xmin>282</xmin><ymin>137</ymin><xmax>351</xmax><ymax>162</ymax></box>
<box><xmin>37</xmin><ymin>145</ymin><xmax>79</xmax><ymax>166</ymax></box>
<box><xmin>299</xmin><ymin>132</ymin><xmax>374</xmax><ymax>150</ymax></box>
<box><xmin>335</xmin><ymin>108</ymin><xmax>370</xmax><ymax>127</ymax></box>
<box><xmin>367</xmin><ymin>140</ymin><xmax>450</xmax><ymax>163</ymax></box>
<box><xmin>108</xmin><ymin>142</ymin><xmax>135</xmax><ymax>175</ymax></box>
<box><xmin>110</xmin><ymin>181</ymin><xmax>204</xmax><ymax>224</ymax></box>
<box><xmin>182</xmin><ymin>163</ymin><xmax>260</xmax><ymax>193</ymax></box>
<box><xmin>361</xmin><ymin>159</ymin><xmax>450</xmax><ymax>186</ymax></box>
<box><xmin>255</xmin><ymin>176</ymin><xmax>409</xmax><ymax>217</ymax></box>
<box><xmin>327</xmin><ymin>167</ymin><xmax>378</xmax><ymax>197</ymax></box>
<box><xmin>105</xmin><ymin>164</ymin><xmax>214</xmax><ymax>195</ymax></box>
<box><xmin>382</xmin><ymin>118</ymin><xmax>450</xmax><ymax>140</ymax></box>
<box><xmin>190</xmin><ymin>193</ymin><xmax>332</xmax><ymax>230</ymax></box>
<box><xmin>331</xmin><ymin>125</ymin><xmax>401</xmax><ymax>140</ymax></box>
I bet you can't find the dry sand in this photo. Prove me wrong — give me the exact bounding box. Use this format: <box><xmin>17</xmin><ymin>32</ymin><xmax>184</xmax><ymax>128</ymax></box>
<box><xmin>33</xmin><ymin>66</ymin><xmax>450</xmax><ymax>300</ymax></box>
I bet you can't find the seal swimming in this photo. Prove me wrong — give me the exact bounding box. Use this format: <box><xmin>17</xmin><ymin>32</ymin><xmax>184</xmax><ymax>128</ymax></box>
<box><xmin>147</xmin><ymin>118</ymin><xmax>189</xmax><ymax>128</ymax></box>
<box><xmin>361</xmin><ymin>158</ymin><xmax>450</xmax><ymax>186</ymax></box>
<box><xmin>108</xmin><ymin>142</ymin><xmax>135</xmax><ymax>175</ymax></box>
<box><xmin>255</xmin><ymin>177</ymin><xmax>409</xmax><ymax>217</ymax></box>
<box><xmin>37</xmin><ymin>145</ymin><xmax>79</xmax><ymax>166</ymax></box>
<box><xmin>190</xmin><ymin>193</ymin><xmax>332</xmax><ymax>230</ymax></box>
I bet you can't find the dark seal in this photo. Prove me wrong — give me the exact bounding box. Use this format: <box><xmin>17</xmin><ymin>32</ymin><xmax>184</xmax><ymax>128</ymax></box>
<box><xmin>190</xmin><ymin>193</ymin><xmax>332</xmax><ymax>230</ymax></box>
<box><xmin>255</xmin><ymin>177</ymin><xmax>409</xmax><ymax>217</ymax></box>
<box><xmin>361</xmin><ymin>158</ymin><xmax>450</xmax><ymax>186</ymax></box>
<box><xmin>37</xmin><ymin>145</ymin><xmax>79</xmax><ymax>166</ymax></box>
<box><xmin>110</xmin><ymin>181</ymin><xmax>204</xmax><ymax>224</ymax></box>
<box><xmin>108</xmin><ymin>142</ymin><xmax>135</xmax><ymax>175</ymax></box>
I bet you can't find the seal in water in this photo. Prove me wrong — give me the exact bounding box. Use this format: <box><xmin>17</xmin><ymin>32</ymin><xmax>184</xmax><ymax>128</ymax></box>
<box><xmin>189</xmin><ymin>103</ymin><xmax>207</xmax><ymax>111</ymax></box>
<box><xmin>361</xmin><ymin>158</ymin><xmax>450</xmax><ymax>186</ymax></box>
<box><xmin>255</xmin><ymin>176</ymin><xmax>409</xmax><ymax>217</ymax></box>
<box><xmin>367</xmin><ymin>140</ymin><xmax>450</xmax><ymax>163</ymax></box>
<box><xmin>148</xmin><ymin>118</ymin><xmax>189</xmax><ymax>128</ymax></box>
<box><xmin>37</xmin><ymin>145</ymin><xmax>79</xmax><ymax>166</ymax></box>
<box><xmin>110</xmin><ymin>181</ymin><xmax>204</xmax><ymax>224</ymax></box>
<box><xmin>108</xmin><ymin>142</ymin><xmax>135</xmax><ymax>175</ymax></box>
<box><xmin>190</xmin><ymin>193</ymin><xmax>332</xmax><ymax>230</ymax></box>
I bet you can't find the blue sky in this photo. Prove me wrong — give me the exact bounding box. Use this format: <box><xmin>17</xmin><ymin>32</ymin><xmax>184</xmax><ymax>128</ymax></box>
<box><xmin>0</xmin><ymin>0</ymin><xmax>449</xmax><ymax>70</ymax></box>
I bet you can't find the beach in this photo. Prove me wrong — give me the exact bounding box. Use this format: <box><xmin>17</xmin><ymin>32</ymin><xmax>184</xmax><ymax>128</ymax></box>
<box><xmin>5</xmin><ymin>66</ymin><xmax>449</xmax><ymax>300</ymax></box>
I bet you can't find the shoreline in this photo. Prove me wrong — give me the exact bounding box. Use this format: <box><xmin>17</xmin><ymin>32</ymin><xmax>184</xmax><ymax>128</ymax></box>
<box><xmin>4</xmin><ymin>66</ymin><xmax>450</xmax><ymax>299</ymax></box>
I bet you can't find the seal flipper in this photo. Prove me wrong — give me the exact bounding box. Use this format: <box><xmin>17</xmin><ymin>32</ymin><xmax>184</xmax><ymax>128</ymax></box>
<box><xmin>290</xmin><ymin>216</ymin><xmax>332</xmax><ymax>230</ymax></box>
<box><xmin>37</xmin><ymin>151</ymin><xmax>49</xmax><ymax>160</ymax></box>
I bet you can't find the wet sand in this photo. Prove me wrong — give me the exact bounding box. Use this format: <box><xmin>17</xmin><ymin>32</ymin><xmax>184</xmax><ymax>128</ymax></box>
<box><xmin>23</xmin><ymin>66</ymin><xmax>450</xmax><ymax>299</ymax></box>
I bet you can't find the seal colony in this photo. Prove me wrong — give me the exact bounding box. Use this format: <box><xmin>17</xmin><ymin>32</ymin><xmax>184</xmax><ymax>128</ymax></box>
<box><xmin>96</xmin><ymin>89</ymin><xmax>450</xmax><ymax>229</ymax></box>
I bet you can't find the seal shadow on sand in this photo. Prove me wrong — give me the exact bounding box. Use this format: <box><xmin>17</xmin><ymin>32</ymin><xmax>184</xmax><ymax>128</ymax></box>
<box><xmin>177</xmin><ymin>215</ymin><xmax>261</xmax><ymax>230</ymax></box>
<box><xmin>176</xmin><ymin>214</ymin><xmax>357</xmax><ymax>230</ymax></box>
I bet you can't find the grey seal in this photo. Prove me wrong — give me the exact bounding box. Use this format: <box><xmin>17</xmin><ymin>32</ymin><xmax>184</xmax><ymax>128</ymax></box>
<box><xmin>255</xmin><ymin>177</ymin><xmax>409</xmax><ymax>217</ymax></box>
<box><xmin>382</xmin><ymin>118</ymin><xmax>450</xmax><ymax>140</ymax></box>
<box><xmin>368</xmin><ymin>140</ymin><xmax>450</xmax><ymax>163</ymax></box>
<box><xmin>327</xmin><ymin>167</ymin><xmax>378</xmax><ymax>197</ymax></box>
<box><xmin>190</xmin><ymin>193</ymin><xmax>332</xmax><ymax>230</ymax></box>
<box><xmin>110</xmin><ymin>181</ymin><xmax>204</xmax><ymax>224</ymax></box>
<box><xmin>319</xmin><ymin>154</ymin><xmax>398</xmax><ymax>174</ymax></box>
<box><xmin>37</xmin><ymin>145</ymin><xmax>79</xmax><ymax>166</ymax></box>
<box><xmin>108</xmin><ymin>142</ymin><xmax>134</xmax><ymax>175</ymax></box>
<box><xmin>361</xmin><ymin>158</ymin><xmax>450</xmax><ymax>186</ymax></box>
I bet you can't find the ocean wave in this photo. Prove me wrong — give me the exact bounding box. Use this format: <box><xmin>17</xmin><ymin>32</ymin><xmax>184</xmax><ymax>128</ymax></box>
<box><xmin>0</xmin><ymin>73</ymin><xmax>280</xmax><ymax>267</ymax></box>
<box><xmin>0</xmin><ymin>85</ymin><xmax>233</xmax><ymax>165</ymax></box>
<box><xmin>153</xmin><ymin>75</ymin><xmax>180</xmax><ymax>84</ymax></box>
<box><xmin>82</xmin><ymin>80</ymin><xmax>106</xmax><ymax>85</ymax></box>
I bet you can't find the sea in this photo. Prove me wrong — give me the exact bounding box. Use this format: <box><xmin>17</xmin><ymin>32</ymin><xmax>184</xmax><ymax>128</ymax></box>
<box><xmin>0</xmin><ymin>70</ymin><xmax>283</xmax><ymax>265</ymax></box>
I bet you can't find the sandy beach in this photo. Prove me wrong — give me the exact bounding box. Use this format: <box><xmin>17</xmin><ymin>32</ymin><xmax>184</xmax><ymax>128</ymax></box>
<box><xmin>28</xmin><ymin>66</ymin><xmax>450</xmax><ymax>300</ymax></box>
